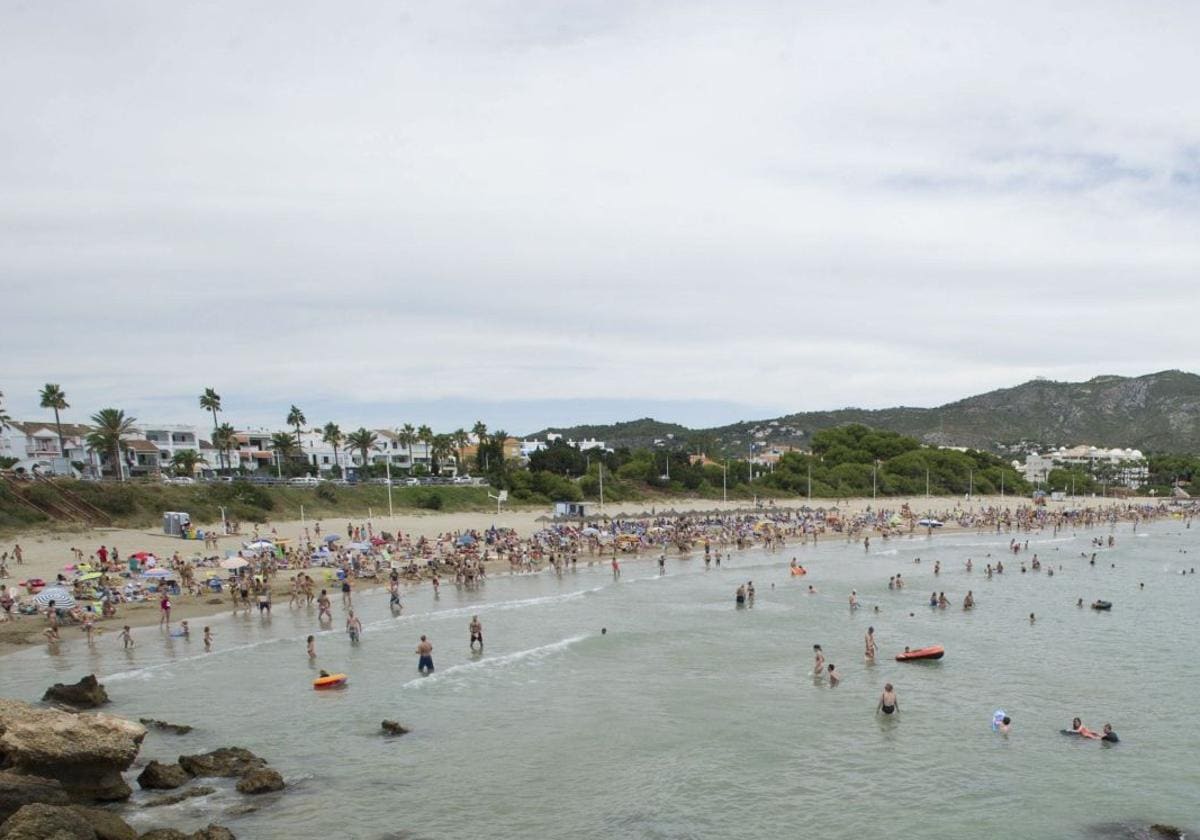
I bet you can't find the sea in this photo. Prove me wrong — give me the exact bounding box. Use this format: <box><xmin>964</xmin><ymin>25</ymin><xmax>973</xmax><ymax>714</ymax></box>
<box><xmin>4</xmin><ymin>520</ymin><xmax>1199</xmax><ymax>839</ymax></box>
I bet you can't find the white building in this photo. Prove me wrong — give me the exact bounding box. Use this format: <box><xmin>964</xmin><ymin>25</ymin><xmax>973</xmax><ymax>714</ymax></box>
<box><xmin>140</xmin><ymin>424</ymin><xmax>204</xmax><ymax>471</ymax></box>
<box><xmin>0</xmin><ymin>420</ymin><xmax>98</xmax><ymax>476</ymax></box>
<box><xmin>1019</xmin><ymin>445</ymin><xmax>1149</xmax><ymax>489</ymax></box>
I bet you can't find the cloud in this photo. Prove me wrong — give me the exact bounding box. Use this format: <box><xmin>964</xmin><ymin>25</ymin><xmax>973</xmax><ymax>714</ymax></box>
<box><xmin>1</xmin><ymin>0</ymin><xmax>1198</xmax><ymax>433</ymax></box>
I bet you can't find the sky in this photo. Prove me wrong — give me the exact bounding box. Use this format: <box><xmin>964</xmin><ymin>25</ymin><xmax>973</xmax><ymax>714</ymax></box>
<box><xmin>2</xmin><ymin>0</ymin><xmax>1199</xmax><ymax>436</ymax></box>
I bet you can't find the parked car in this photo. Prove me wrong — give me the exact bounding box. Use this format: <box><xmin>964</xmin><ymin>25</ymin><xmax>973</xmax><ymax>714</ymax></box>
<box><xmin>288</xmin><ymin>476</ymin><xmax>320</xmax><ymax>486</ymax></box>
<box><xmin>403</xmin><ymin>477</ymin><xmax>420</xmax><ymax>487</ymax></box>
<box><xmin>369</xmin><ymin>478</ymin><xmax>393</xmax><ymax>485</ymax></box>
<box><xmin>162</xmin><ymin>476</ymin><xmax>195</xmax><ymax>485</ymax></box>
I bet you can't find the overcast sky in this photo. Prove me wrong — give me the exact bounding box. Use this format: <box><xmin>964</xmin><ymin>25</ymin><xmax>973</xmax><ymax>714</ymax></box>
<box><xmin>2</xmin><ymin>1</ymin><xmax>1198</xmax><ymax>435</ymax></box>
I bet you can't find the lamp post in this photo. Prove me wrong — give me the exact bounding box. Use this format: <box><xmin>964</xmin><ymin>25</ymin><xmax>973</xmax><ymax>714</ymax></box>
<box><xmin>385</xmin><ymin>457</ymin><xmax>394</xmax><ymax>518</ymax></box>
<box><xmin>722</xmin><ymin>460</ymin><xmax>728</xmax><ymax>503</ymax></box>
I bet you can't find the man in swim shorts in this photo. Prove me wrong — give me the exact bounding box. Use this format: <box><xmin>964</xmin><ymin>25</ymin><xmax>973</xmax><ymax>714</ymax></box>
<box><xmin>878</xmin><ymin>683</ymin><xmax>898</xmax><ymax>715</ymax></box>
<box><xmin>469</xmin><ymin>615</ymin><xmax>483</xmax><ymax>651</ymax></box>
<box><xmin>416</xmin><ymin>635</ymin><xmax>434</xmax><ymax>674</ymax></box>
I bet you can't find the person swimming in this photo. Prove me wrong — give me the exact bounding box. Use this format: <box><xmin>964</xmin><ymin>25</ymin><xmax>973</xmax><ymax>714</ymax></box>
<box><xmin>1070</xmin><ymin>717</ymin><xmax>1101</xmax><ymax>739</ymax></box>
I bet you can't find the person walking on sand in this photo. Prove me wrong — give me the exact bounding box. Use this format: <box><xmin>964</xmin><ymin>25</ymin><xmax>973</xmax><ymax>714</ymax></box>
<box><xmin>416</xmin><ymin>635</ymin><xmax>435</xmax><ymax>675</ymax></box>
<box><xmin>865</xmin><ymin>626</ymin><xmax>877</xmax><ymax>662</ymax></box>
<box><xmin>469</xmin><ymin>615</ymin><xmax>483</xmax><ymax>652</ymax></box>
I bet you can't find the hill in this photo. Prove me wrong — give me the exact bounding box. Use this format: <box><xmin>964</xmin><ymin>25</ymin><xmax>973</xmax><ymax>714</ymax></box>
<box><xmin>534</xmin><ymin>370</ymin><xmax>1200</xmax><ymax>455</ymax></box>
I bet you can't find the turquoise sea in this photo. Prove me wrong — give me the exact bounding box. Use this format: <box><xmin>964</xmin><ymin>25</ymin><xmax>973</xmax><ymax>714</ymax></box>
<box><xmin>4</xmin><ymin>520</ymin><xmax>1199</xmax><ymax>839</ymax></box>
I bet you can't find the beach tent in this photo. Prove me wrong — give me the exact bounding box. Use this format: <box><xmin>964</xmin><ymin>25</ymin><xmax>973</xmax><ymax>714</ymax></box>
<box><xmin>33</xmin><ymin>588</ymin><xmax>75</xmax><ymax>608</ymax></box>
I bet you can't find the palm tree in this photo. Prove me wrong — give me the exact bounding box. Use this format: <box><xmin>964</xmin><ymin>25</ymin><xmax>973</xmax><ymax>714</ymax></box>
<box><xmin>270</xmin><ymin>432</ymin><xmax>297</xmax><ymax>459</ymax></box>
<box><xmin>38</xmin><ymin>384</ymin><xmax>69</xmax><ymax>459</ymax></box>
<box><xmin>397</xmin><ymin>424</ymin><xmax>416</xmax><ymax>472</ymax></box>
<box><xmin>169</xmin><ymin>449</ymin><xmax>206</xmax><ymax>477</ymax></box>
<box><xmin>430</xmin><ymin>434</ymin><xmax>453</xmax><ymax>476</ymax></box>
<box><xmin>199</xmin><ymin>388</ymin><xmax>222</xmax><ymax>471</ymax></box>
<box><xmin>452</xmin><ymin>428</ymin><xmax>470</xmax><ymax>475</ymax></box>
<box><xmin>286</xmin><ymin>405</ymin><xmax>306</xmax><ymax>455</ymax></box>
<box><xmin>322</xmin><ymin>422</ymin><xmax>345</xmax><ymax>478</ymax></box>
<box><xmin>417</xmin><ymin>424</ymin><xmax>434</xmax><ymax>473</ymax></box>
<box><xmin>213</xmin><ymin>423</ymin><xmax>237</xmax><ymax>475</ymax></box>
<box><xmin>472</xmin><ymin>420</ymin><xmax>488</xmax><ymax>447</ymax></box>
<box><xmin>346</xmin><ymin>428</ymin><xmax>378</xmax><ymax>476</ymax></box>
<box><xmin>0</xmin><ymin>391</ymin><xmax>11</xmax><ymax>432</ymax></box>
<box><xmin>86</xmin><ymin>408</ymin><xmax>137</xmax><ymax>481</ymax></box>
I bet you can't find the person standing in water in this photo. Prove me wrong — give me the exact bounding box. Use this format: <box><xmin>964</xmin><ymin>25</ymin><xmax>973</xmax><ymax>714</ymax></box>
<box><xmin>828</xmin><ymin>663</ymin><xmax>840</xmax><ymax>687</ymax></box>
<box><xmin>469</xmin><ymin>615</ymin><xmax>483</xmax><ymax>651</ymax></box>
<box><xmin>346</xmin><ymin>609</ymin><xmax>363</xmax><ymax>644</ymax></box>
<box><xmin>306</xmin><ymin>635</ymin><xmax>316</xmax><ymax>659</ymax></box>
<box><xmin>812</xmin><ymin>644</ymin><xmax>825</xmax><ymax>678</ymax></box>
<box><xmin>864</xmin><ymin>627</ymin><xmax>877</xmax><ymax>662</ymax></box>
<box><xmin>203</xmin><ymin>626</ymin><xmax>213</xmax><ymax>651</ymax></box>
<box><xmin>416</xmin><ymin>635</ymin><xmax>434</xmax><ymax>674</ymax></box>
<box><xmin>877</xmin><ymin>683</ymin><xmax>899</xmax><ymax>715</ymax></box>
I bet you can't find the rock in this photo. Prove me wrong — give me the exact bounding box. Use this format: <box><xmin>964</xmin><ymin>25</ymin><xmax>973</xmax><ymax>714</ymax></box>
<box><xmin>136</xmin><ymin>763</ymin><xmax>189</xmax><ymax>791</ymax></box>
<box><xmin>380</xmin><ymin>721</ymin><xmax>410</xmax><ymax>736</ymax></box>
<box><xmin>222</xmin><ymin>804</ymin><xmax>257</xmax><ymax>817</ymax></box>
<box><xmin>0</xmin><ymin>803</ymin><xmax>98</xmax><ymax>840</ymax></box>
<box><xmin>141</xmin><ymin>787</ymin><xmax>214</xmax><ymax>809</ymax></box>
<box><xmin>138</xmin><ymin>827</ymin><xmax>234</xmax><ymax>840</ymax></box>
<box><xmin>1150</xmin><ymin>827</ymin><xmax>1185</xmax><ymax>840</ymax></box>
<box><xmin>0</xmin><ymin>700</ymin><xmax>145</xmax><ymax>802</ymax></box>
<box><xmin>66</xmin><ymin>807</ymin><xmax>137</xmax><ymax>840</ymax></box>
<box><xmin>190</xmin><ymin>827</ymin><xmax>235</xmax><ymax>840</ymax></box>
<box><xmin>42</xmin><ymin>676</ymin><xmax>110</xmax><ymax>710</ymax></box>
<box><xmin>177</xmin><ymin>749</ymin><xmax>264</xmax><ymax>779</ymax></box>
<box><xmin>137</xmin><ymin>720</ymin><xmax>192</xmax><ymax>736</ymax></box>
<box><xmin>0</xmin><ymin>771</ymin><xmax>69</xmax><ymax>822</ymax></box>
<box><xmin>234</xmin><ymin>768</ymin><xmax>283</xmax><ymax>795</ymax></box>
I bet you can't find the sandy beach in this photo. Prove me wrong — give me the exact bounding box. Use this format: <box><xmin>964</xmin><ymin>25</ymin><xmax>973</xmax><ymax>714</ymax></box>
<box><xmin>0</xmin><ymin>494</ymin><xmax>1162</xmax><ymax>655</ymax></box>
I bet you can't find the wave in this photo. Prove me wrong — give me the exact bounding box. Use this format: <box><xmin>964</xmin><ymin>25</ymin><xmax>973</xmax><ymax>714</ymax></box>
<box><xmin>401</xmin><ymin>634</ymin><xmax>589</xmax><ymax>689</ymax></box>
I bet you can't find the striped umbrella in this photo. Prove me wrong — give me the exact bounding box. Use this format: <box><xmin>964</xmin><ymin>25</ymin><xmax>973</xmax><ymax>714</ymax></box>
<box><xmin>142</xmin><ymin>568</ymin><xmax>176</xmax><ymax>579</ymax></box>
<box><xmin>33</xmin><ymin>588</ymin><xmax>76</xmax><ymax>609</ymax></box>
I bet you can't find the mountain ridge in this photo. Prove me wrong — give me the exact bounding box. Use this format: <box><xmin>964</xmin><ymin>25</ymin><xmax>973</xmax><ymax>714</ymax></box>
<box><xmin>532</xmin><ymin>370</ymin><xmax>1200</xmax><ymax>455</ymax></box>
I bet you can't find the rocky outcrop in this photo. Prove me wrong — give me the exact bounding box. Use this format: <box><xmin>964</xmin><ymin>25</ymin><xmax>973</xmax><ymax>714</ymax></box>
<box><xmin>0</xmin><ymin>771</ymin><xmax>69</xmax><ymax>822</ymax></box>
<box><xmin>42</xmin><ymin>676</ymin><xmax>110</xmax><ymax>709</ymax></box>
<box><xmin>137</xmin><ymin>721</ymin><xmax>192</xmax><ymax>736</ymax></box>
<box><xmin>138</xmin><ymin>826</ymin><xmax>234</xmax><ymax>840</ymax></box>
<box><xmin>0</xmin><ymin>701</ymin><xmax>145</xmax><ymax>802</ymax></box>
<box><xmin>233</xmin><ymin>769</ymin><xmax>283</xmax><ymax>795</ymax></box>
<box><xmin>142</xmin><ymin>787</ymin><xmax>214</xmax><ymax>809</ymax></box>
<box><xmin>67</xmin><ymin>807</ymin><xmax>137</xmax><ymax>840</ymax></box>
<box><xmin>136</xmin><ymin>763</ymin><xmax>189</xmax><ymax>791</ymax></box>
<box><xmin>0</xmin><ymin>803</ymin><xmax>97</xmax><ymax>839</ymax></box>
<box><xmin>380</xmin><ymin>721</ymin><xmax>410</xmax><ymax>736</ymax></box>
<box><xmin>177</xmin><ymin>749</ymin><xmax>264</xmax><ymax>779</ymax></box>
<box><xmin>1151</xmin><ymin>827</ymin><xmax>1185</xmax><ymax>840</ymax></box>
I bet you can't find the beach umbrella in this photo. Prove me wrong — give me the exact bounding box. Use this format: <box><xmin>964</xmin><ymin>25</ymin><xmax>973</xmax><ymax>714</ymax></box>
<box><xmin>323</xmin><ymin>534</ymin><xmax>340</xmax><ymax>543</ymax></box>
<box><xmin>455</xmin><ymin>534</ymin><xmax>476</xmax><ymax>546</ymax></box>
<box><xmin>131</xmin><ymin>551</ymin><xmax>156</xmax><ymax>560</ymax></box>
<box><xmin>348</xmin><ymin>541</ymin><xmax>371</xmax><ymax>550</ymax></box>
<box><xmin>76</xmin><ymin>572</ymin><xmax>102</xmax><ymax>581</ymax></box>
<box><xmin>33</xmin><ymin>588</ymin><xmax>76</xmax><ymax>608</ymax></box>
<box><xmin>244</xmin><ymin>540</ymin><xmax>275</xmax><ymax>550</ymax></box>
<box><xmin>220</xmin><ymin>557</ymin><xmax>249</xmax><ymax>570</ymax></box>
<box><xmin>580</xmin><ymin>527</ymin><xmax>600</xmax><ymax>536</ymax></box>
<box><xmin>142</xmin><ymin>568</ymin><xmax>176</xmax><ymax>578</ymax></box>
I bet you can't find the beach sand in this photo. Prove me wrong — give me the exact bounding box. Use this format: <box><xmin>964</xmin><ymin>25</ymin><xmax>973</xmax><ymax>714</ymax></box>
<box><xmin>0</xmin><ymin>494</ymin><xmax>1137</xmax><ymax>654</ymax></box>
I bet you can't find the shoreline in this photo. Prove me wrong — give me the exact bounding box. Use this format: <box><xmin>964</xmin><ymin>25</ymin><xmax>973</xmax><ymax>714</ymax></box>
<box><xmin>2</xmin><ymin>494</ymin><xmax>1187</xmax><ymax>657</ymax></box>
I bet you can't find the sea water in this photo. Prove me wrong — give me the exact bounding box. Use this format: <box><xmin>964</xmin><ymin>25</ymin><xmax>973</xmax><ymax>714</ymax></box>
<box><xmin>4</xmin><ymin>521</ymin><xmax>1199</xmax><ymax>839</ymax></box>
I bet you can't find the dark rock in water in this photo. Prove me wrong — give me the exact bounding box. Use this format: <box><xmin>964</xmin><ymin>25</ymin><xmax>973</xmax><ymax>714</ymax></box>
<box><xmin>381</xmin><ymin>720</ymin><xmax>410</xmax><ymax>736</ymax></box>
<box><xmin>67</xmin><ymin>806</ymin><xmax>137</xmax><ymax>840</ymax></box>
<box><xmin>1151</xmin><ymin>826</ymin><xmax>1186</xmax><ymax>839</ymax></box>
<box><xmin>0</xmin><ymin>803</ymin><xmax>98</xmax><ymax>839</ymax></box>
<box><xmin>139</xmin><ymin>831</ymin><xmax>189</xmax><ymax>840</ymax></box>
<box><xmin>0</xmin><ymin>771</ymin><xmax>69</xmax><ymax>822</ymax></box>
<box><xmin>191</xmin><ymin>825</ymin><xmax>236</xmax><ymax>840</ymax></box>
<box><xmin>234</xmin><ymin>768</ymin><xmax>284</xmax><ymax>795</ymax></box>
<box><xmin>141</xmin><ymin>787</ymin><xmax>214</xmax><ymax>809</ymax></box>
<box><xmin>0</xmin><ymin>699</ymin><xmax>145</xmax><ymax>803</ymax></box>
<box><xmin>43</xmin><ymin>676</ymin><xmax>110</xmax><ymax>709</ymax></box>
<box><xmin>137</xmin><ymin>720</ymin><xmax>193</xmax><ymax>736</ymax></box>
<box><xmin>136</xmin><ymin>762</ymin><xmax>190</xmax><ymax>791</ymax></box>
<box><xmin>223</xmin><ymin>804</ymin><xmax>257</xmax><ymax>817</ymax></box>
<box><xmin>178</xmin><ymin>749</ymin><xmax>265</xmax><ymax>779</ymax></box>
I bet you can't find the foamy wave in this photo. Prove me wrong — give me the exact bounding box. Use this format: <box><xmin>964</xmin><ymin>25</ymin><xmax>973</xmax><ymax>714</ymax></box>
<box><xmin>401</xmin><ymin>634</ymin><xmax>588</xmax><ymax>689</ymax></box>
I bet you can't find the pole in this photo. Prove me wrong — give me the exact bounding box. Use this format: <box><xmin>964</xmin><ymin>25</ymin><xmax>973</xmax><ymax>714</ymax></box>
<box><xmin>925</xmin><ymin>468</ymin><xmax>930</xmax><ymax>498</ymax></box>
<box><xmin>220</xmin><ymin>505</ymin><xmax>227</xmax><ymax>533</ymax></box>
<box><xmin>385</xmin><ymin>458</ymin><xmax>394</xmax><ymax>518</ymax></box>
<box><xmin>722</xmin><ymin>460</ymin><xmax>728</xmax><ymax>503</ymax></box>
<box><xmin>300</xmin><ymin>504</ymin><xmax>305</xmax><ymax>529</ymax></box>
<box><xmin>807</xmin><ymin>463</ymin><xmax>812</xmax><ymax>502</ymax></box>
<box><xmin>1001</xmin><ymin>471</ymin><xmax>1005</xmax><ymax>498</ymax></box>
<box><xmin>872</xmin><ymin>464</ymin><xmax>877</xmax><ymax>502</ymax></box>
<box><xmin>968</xmin><ymin>468</ymin><xmax>973</xmax><ymax>500</ymax></box>
<box><xmin>598</xmin><ymin>463</ymin><xmax>604</xmax><ymax>512</ymax></box>
<box><xmin>276</xmin><ymin>452</ymin><xmax>282</xmax><ymax>480</ymax></box>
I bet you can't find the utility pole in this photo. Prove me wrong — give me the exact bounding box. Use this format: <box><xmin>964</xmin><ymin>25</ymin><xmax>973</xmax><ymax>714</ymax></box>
<box><xmin>925</xmin><ymin>467</ymin><xmax>930</xmax><ymax>499</ymax></box>
<box><xmin>968</xmin><ymin>468</ymin><xmax>973</xmax><ymax>500</ymax></box>
<box><xmin>598</xmin><ymin>462</ymin><xmax>604</xmax><ymax>512</ymax></box>
<box><xmin>807</xmin><ymin>462</ymin><xmax>812</xmax><ymax>502</ymax></box>
<box><xmin>722</xmin><ymin>460</ymin><xmax>728</xmax><ymax>503</ymax></box>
